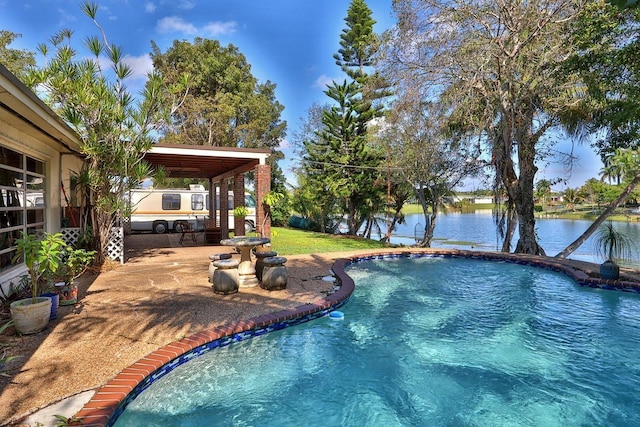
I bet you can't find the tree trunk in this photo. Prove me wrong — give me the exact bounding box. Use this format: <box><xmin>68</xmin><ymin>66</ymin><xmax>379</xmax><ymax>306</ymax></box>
<box><xmin>423</xmin><ymin>206</ymin><xmax>437</xmax><ymax>247</ymax></box>
<box><xmin>555</xmin><ymin>172</ymin><xmax>640</xmax><ymax>258</ymax></box>
<box><xmin>413</xmin><ymin>185</ymin><xmax>432</xmax><ymax>247</ymax></box>
<box><xmin>347</xmin><ymin>197</ymin><xmax>357</xmax><ymax>235</ymax></box>
<box><xmin>381</xmin><ymin>209</ymin><xmax>402</xmax><ymax>243</ymax></box>
<box><xmin>498</xmin><ymin>205</ymin><xmax>518</xmax><ymax>252</ymax></box>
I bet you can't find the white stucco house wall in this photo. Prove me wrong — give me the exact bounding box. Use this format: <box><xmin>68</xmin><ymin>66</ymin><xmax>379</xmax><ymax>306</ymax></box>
<box><xmin>0</xmin><ymin>63</ymin><xmax>84</xmax><ymax>297</ymax></box>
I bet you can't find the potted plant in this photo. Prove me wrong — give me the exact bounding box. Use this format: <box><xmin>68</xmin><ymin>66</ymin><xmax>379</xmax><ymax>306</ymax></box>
<box><xmin>53</xmin><ymin>247</ymin><xmax>95</xmax><ymax>305</ymax></box>
<box><xmin>233</xmin><ymin>206</ymin><xmax>249</xmax><ymax>237</ymax></box>
<box><xmin>594</xmin><ymin>222</ymin><xmax>636</xmax><ymax>280</ymax></box>
<box><xmin>9</xmin><ymin>232</ymin><xmax>67</xmax><ymax>334</ymax></box>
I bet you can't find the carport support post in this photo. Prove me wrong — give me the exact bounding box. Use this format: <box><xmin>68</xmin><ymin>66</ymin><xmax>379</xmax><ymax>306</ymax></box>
<box><xmin>233</xmin><ymin>175</ymin><xmax>245</xmax><ymax>236</ymax></box>
<box><xmin>220</xmin><ymin>179</ymin><xmax>229</xmax><ymax>239</ymax></box>
<box><xmin>208</xmin><ymin>180</ymin><xmax>218</xmax><ymax>228</ymax></box>
<box><xmin>255</xmin><ymin>164</ymin><xmax>271</xmax><ymax>238</ymax></box>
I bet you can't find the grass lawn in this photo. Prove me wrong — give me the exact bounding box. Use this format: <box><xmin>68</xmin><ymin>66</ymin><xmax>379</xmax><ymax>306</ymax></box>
<box><xmin>266</xmin><ymin>227</ymin><xmax>394</xmax><ymax>255</ymax></box>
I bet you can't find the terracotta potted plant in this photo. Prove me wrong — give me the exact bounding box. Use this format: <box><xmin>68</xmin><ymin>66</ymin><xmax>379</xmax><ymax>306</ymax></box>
<box><xmin>9</xmin><ymin>232</ymin><xmax>66</xmax><ymax>334</ymax></box>
<box><xmin>594</xmin><ymin>222</ymin><xmax>635</xmax><ymax>280</ymax></box>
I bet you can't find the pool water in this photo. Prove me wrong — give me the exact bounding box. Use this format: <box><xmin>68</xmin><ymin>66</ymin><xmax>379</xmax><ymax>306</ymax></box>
<box><xmin>114</xmin><ymin>257</ymin><xmax>640</xmax><ymax>426</ymax></box>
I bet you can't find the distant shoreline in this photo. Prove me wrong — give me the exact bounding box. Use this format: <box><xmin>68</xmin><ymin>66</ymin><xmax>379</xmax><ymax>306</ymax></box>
<box><xmin>401</xmin><ymin>203</ymin><xmax>640</xmax><ymax>222</ymax></box>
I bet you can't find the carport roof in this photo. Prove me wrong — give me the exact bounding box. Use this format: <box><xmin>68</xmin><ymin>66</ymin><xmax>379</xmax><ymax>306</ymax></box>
<box><xmin>144</xmin><ymin>143</ymin><xmax>271</xmax><ymax>181</ymax></box>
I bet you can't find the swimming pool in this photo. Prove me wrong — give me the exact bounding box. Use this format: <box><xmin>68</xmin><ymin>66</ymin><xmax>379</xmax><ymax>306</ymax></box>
<box><xmin>113</xmin><ymin>255</ymin><xmax>640</xmax><ymax>426</ymax></box>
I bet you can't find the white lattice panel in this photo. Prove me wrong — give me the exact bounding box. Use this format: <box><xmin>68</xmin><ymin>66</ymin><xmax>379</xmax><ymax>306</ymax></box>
<box><xmin>107</xmin><ymin>227</ymin><xmax>124</xmax><ymax>264</ymax></box>
<box><xmin>60</xmin><ymin>227</ymin><xmax>80</xmax><ymax>246</ymax></box>
<box><xmin>123</xmin><ymin>216</ymin><xmax>131</xmax><ymax>235</ymax></box>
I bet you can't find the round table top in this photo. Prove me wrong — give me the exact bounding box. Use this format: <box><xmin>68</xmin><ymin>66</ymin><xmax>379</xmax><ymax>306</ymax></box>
<box><xmin>220</xmin><ymin>236</ymin><xmax>270</xmax><ymax>247</ymax></box>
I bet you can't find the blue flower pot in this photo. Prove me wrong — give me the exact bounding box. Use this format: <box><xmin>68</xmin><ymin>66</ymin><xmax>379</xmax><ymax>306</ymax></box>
<box><xmin>41</xmin><ymin>292</ymin><xmax>59</xmax><ymax>320</ymax></box>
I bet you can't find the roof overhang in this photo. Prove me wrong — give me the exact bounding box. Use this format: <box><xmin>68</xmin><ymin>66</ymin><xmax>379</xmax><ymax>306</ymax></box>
<box><xmin>144</xmin><ymin>143</ymin><xmax>271</xmax><ymax>181</ymax></box>
<box><xmin>0</xmin><ymin>63</ymin><xmax>83</xmax><ymax>154</ymax></box>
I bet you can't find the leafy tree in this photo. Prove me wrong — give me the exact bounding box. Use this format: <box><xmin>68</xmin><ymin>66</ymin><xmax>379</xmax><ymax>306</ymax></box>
<box><xmin>0</xmin><ymin>30</ymin><xmax>35</xmax><ymax>78</ymax></box>
<box><xmin>381</xmin><ymin>94</ymin><xmax>482</xmax><ymax>247</ymax></box>
<box><xmin>568</xmin><ymin>2</ymin><xmax>640</xmax><ymax>160</ymax></box>
<box><xmin>150</xmin><ymin>37</ymin><xmax>286</xmax><ymax>190</ymax></box>
<box><xmin>24</xmin><ymin>2</ymin><xmax>187</xmax><ymax>261</ymax></box>
<box><xmin>580</xmin><ymin>178</ymin><xmax>621</xmax><ymax>205</ymax></box>
<box><xmin>291</xmin><ymin>171</ymin><xmax>341</xmax><ymax>232</ymax></box>
<box><xmin>268</xmin><ymin>164</ymin><xmax>291</xmax><ymax>227</ymax></box>
<box><xmin>556</xmin><ymin>2</ymin><xmax>640</xmax><ymax>258</ymax></box>
<box><xmin>150</xmin><ymin>38</ymin><xmax>285</xmax><ymax>150</ymax></box>
<box><xmin>380</xmin><ymin>0</ymin><xmax>585</xmax><ymax>255</ymax></box>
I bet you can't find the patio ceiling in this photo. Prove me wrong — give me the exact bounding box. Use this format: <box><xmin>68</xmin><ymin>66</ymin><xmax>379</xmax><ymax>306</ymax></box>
<box><xmin>144</xmin><ymin>143</ymin><xmax>271</xmax><ymax>181</ymax></box>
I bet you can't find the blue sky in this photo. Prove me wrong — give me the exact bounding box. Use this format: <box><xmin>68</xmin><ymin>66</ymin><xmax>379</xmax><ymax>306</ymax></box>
<box><xmin>0</xmin><ymin>0</ymin><xmax>601</xmax><ymax>191</ymax></box>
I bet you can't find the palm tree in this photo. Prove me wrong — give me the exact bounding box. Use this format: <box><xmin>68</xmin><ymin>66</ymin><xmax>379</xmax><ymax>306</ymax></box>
<box><xmin>562</xmin><ymin>188</ymin><xmax>582</xmax><ymax>212</ymax></box>
<box><xmin>535</xmin><ymin>179</ymin><xmax>552</xmax><ymax>209</ymax></box>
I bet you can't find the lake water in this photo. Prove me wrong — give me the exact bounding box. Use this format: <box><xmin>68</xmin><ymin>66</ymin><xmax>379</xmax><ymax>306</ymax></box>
<box><xmin>383</xmin><ymin>211</ymin><xmax>640</xmax><ymax>267</ymax></box>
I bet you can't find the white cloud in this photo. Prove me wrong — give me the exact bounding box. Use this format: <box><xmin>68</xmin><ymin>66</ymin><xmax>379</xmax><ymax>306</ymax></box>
<box><xmin>156</xmin><ymin>16</ymin><xmax>236</xmax><ymax>37</ymax></box>
<box><xmin>56</xmin><ymin>7</ymin><xmax>77</xmax><ymax>26</ymax></box>
<box><xmin>202</xmin><ymin>21</ymin><xmax>237</xmax><ymax>36</ymax></box>
<box><xmin>313</xmin><ymin>74</ymin><xmax>340</xmax><ymax>89</ymax></box>
<box><xmin>92</xmin><ymin>54</ymin><xmax>153</xmax><ymax>83</ymax></box>
<box><xmin>179</xmin><ymin>0</ymin><xmax>196</xmax><ymax>10</ymax></box>
<box><xmin>156</xmin><ymin>16</ymin><xmax>198</xmax><ymax>34</ymax></box>
<box><xmin>122</xmin><ymin>54</ymin><xmax>154</xmax><ymax>81</ymax></box>
<box><xmin>145</xmin><ymin>2</ymin><xmax>156</xmax><ymax>13</ymax></box>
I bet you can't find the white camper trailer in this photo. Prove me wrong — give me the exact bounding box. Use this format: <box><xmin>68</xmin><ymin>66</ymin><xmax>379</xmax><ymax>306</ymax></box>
<box><xmin>128</xmin><ymin>185</ymin><xmax>256</xmax><ymax>234</ymax></box>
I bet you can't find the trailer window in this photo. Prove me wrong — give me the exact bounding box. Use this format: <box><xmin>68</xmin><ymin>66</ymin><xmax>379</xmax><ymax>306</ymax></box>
<box><xmin>191</xmin><ymin>194</ymin><xmax>204</xmax><ymax>210</ymax></box>
<box><xmin>162</xmin><ymin>194</ymin><xmax>181</xmax><ymax>210</ymax></box>
<box><xmin>245</xmin><ymin>195</ymin><xmax>256</xmax><ymax>208</ymax></box>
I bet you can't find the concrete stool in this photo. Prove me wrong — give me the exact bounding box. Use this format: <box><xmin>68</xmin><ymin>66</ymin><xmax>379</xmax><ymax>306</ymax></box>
<box><xmin>261</xmin><ymin>256</ymin><xmax>288</xmax><ymax>291</ymax></box>
<box><xmin>254</xmin><ymin>250</ymin><xmax>277</xmax><ymax>281</ymax></box>
<box><xmin>208</xmin><ymin>253</ymin><xmax>233</xmax><ymax>283</ymax></box>
<box><xmin>212</xmin><ymin>259</ymin><xmax>240</xmax><ymax>295</ymax></box>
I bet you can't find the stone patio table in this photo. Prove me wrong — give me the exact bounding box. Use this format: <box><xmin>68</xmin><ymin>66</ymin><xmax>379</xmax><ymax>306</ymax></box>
<box><xmin>220</xmin><ymin>236</ymin><xmax>270</xmax><ymax>287</ymax></box>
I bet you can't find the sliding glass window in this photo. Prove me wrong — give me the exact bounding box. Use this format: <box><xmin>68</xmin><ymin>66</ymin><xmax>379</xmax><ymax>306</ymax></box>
<box><xmin>0</xmin><ymin>145</ymin><xmax>46</xmax><ymax>271</ymax></box>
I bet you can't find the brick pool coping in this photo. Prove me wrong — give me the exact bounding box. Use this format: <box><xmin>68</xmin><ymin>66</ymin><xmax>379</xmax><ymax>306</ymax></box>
<box><xmin>74</xmin><ymin>249</ymin><xmax>640</xmax><ymax>426</ymax></box>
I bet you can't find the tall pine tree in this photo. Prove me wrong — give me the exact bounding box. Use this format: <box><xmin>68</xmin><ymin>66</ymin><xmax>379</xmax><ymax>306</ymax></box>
<box><xmin>333</xmin><ymin>0</ymin><xmax>378</xmax><ymax>82</ymax></box>
<box><xmin>298</xmin><ymin>0</ymin><xmax>385</xmax><ymax>236</ymax></box>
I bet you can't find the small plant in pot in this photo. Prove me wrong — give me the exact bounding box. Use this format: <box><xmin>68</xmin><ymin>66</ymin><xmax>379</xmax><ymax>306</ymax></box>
<box><xmin>233</xmin><ymin>206</ymin><xmax>249</xmax><ymax>236</ymax></box>
<box><xmin>9</xmin><ymin>232</ymin><xmax>67</xmax><ymax>334</ymax></box>
<box><xmin>594</xmin><ymin>222</ymin><xmax>636</xmax><ymax>280</ymax></box>
<box><xmin>53</xmin><ymin>247</ymin><xmax>95</xmax><ymax>306</ymax></box>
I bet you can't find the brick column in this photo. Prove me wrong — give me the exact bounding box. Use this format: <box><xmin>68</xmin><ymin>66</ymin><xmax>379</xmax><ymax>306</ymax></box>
<box><xmin>255</xmin><ymin>164</ymin><xmax>271</xmax><ymax>238</ymax></box>
<box><xmin>233</xmin><ymin>175</ymin><xmax>245</xmax><ymax>236</ymax></box>
<box><xmin>220</xmin><ymin>179</ymin><xmax>229</xmax><ymax>239</ymax></box>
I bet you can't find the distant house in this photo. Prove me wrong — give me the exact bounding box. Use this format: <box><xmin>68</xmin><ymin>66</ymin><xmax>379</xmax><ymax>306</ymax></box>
<box><xmin>0</xmin><ymin>63</ymin><xmax>84</xmax><ymax>297</ymax></box>
<box><xmin>446</xmin><ymin>195</ymin><xmax>495</xmax><ymax>205</ymax></box>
